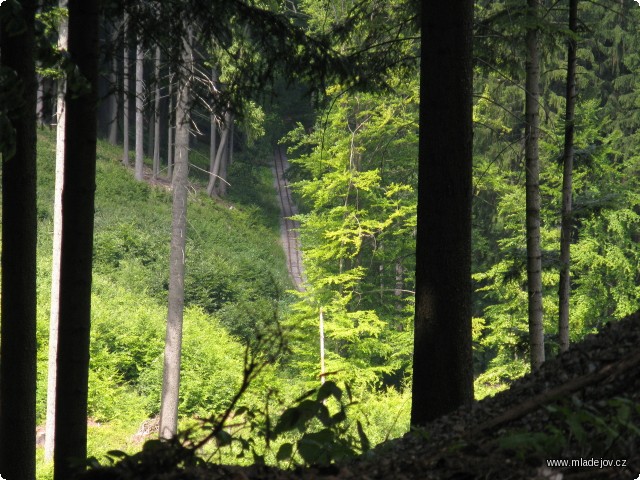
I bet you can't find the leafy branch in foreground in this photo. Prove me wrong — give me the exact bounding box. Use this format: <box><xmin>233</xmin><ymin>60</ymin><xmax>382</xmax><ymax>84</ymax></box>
<box><xmin>80</xmin><ymin>319</ymin><xmax>370</xmax><ymax>479</ymax></box>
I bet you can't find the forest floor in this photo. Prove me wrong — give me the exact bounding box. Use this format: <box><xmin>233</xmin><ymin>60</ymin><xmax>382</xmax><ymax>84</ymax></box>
<box><xmin>82</xmin><ymin>311</ymin><xmax>640</xmax><ymax>479</ymax></box>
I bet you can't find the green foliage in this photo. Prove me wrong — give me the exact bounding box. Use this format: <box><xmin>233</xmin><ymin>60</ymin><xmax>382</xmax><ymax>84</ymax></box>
<box><xmin>472</xmin><ymin>2</ymin><xmax>640</xmax><ymax>393</ymax></box>
<box><xmin>283</xmin><ymin>77</ymin><xmax>418</xmax><ymax>390</ymax></box>
<box><xmin>81</xmin><ymin>380</ymin><xmax>374</xmax><ymax>477</ymax></box>
<box><xmin>137</xmin><ymin>308</ymin><xmax>244</xmax><ymax>417</ymax></box>
<box><xmin>32</xmin><ymin>130</ymin><xmax>294</xmax><ymax>459</ymax></box>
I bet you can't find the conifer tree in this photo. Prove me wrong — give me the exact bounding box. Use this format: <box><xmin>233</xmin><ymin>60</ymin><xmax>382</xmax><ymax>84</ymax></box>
<box><xmin>411</xmin><ymin>0</ymin><xmax>474</xmax><ymax>425</ymax></box>
<box><xmin>0</xmin><ymin>0</ymin><xmax>38</xmax><ymax>477</ymax></box>
<box><xmin>558</xmin><ymin>0</ymin><xmax>579</xmax><ymax>353</ymax></box>
<box><xmin>524</xmin><ymin>0</ymin><xmax>545</xmax><ymax>369</ymax></box>
<box><xmin>159</xmin><ymin>26</ymin><xmax>192</xmax><ymax>439</ymax></box>
<box><xmin>44</xmin><ymin>0</ymin><xmax>69</xmax><ymax>462</ymax></box>
<box><xmin>54</xmin><ymin>0</ymin><xmax>99</xmax><ymax>477</ymax></box>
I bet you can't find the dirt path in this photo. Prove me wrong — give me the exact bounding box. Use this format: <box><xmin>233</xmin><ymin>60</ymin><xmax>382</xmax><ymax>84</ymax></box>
<box><xmin>272</xmin><ymin>147</ymin><xmax>305</xmax><ymax>292</ymax></box>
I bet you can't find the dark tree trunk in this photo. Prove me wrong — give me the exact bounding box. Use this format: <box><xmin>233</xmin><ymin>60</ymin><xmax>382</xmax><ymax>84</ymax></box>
<box><xmin>107</xmin><ymin>23</ymin><xmax>119</xmax><ymax>145</ymax></box>
<box><xmin>122</xmin><ymin>13</ymin><xmax>130</xmax><ymax>166</ymax></box>
<box><xmin>411</xmin><ymin>0</ymin><xmax>474</xmax><ymax>427</ymax></box>
<box><xmin>0</xmin><ymin>1</ymin><xmax>38</xmax><ymax>478</ymax></box>
<box><xmin>558</xmin><ymin>0</ymin><xmax>578</xmax><ymax>354</ymax></box>
<box><xmin>53</xmin><ymin>0</ymin><xmax>99</xmax><ymax>478</ymax></box>
<box><xmin>525</xmin><ymin>0</ymin><xmax>545</xmax><ymax>370</ymax></box>
<box><xmin>37</xmin><ymin>73</ymin><xmax>45</xmax><ymax>127</ymax></box>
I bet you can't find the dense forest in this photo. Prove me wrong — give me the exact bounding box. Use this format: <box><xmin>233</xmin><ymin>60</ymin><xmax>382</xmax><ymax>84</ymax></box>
<box><xmin>1</xmin><ymin>0</ymin><xmax>640</xmax><ymax>478</ymax></box>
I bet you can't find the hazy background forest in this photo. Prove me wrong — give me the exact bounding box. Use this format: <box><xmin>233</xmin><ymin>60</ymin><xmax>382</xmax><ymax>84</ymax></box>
<box><xmin>1</xmin><ymin>0</ymin><xmax>640</xmax><ymax>478</ymax></box>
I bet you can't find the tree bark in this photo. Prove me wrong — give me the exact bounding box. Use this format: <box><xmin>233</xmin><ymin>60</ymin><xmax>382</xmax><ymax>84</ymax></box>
<box><xmin>218</xmin><ymin>115</ymin><xmax>232</xmax><ymax>196</ymax></box>
<box><xmin>167</xmin><ymin>71</ymin><xmax>174</xmax><ymax>179</ymax></box>
<box><xmin>558</xmin><ymin>0</ymin><xmax>578</xmax><ymax>354</ymax></box>
<box><xmin>159</xmin><ymin>31</ymin><xmax>192</xmax><ymax>439</ymax></box>
<box><xmin>107</xmin><ymin>23</ymin><xmax>119</xmax><ymax>145</ymax></box>
<box><xmin>207</xmin><ymin>111</ymin><xmax>231</xmax><ymax>197</ymax></box>
<box><xmin>228</xmin><ymin>120</ymin><xmax>234</xmax><ymax>166</ymax></box>
<box><xmin>135</xmin><ymin>37</ymin><xmax>144</xmax><ymax>180</ymax></box>
<box><xmin>208</xmin><ymin>111</ymin><xmax>217</xmax><ymax>182</ymax></box>
<box><xmin>207</xmin><ymin>68</ymin><xmax>218</xmax><ymax>194</ymax></box>
<box><xmin>0</xmin><ymin>1</ymin><xmax>38</xmax><ymax>478</ymax></box>
<box><xmin>37</xmin><ymin>72</ymin><xmax>45</xmax><ymax>127</ymax></box>
<box><xmin>53</xmin><ymin>0</ymin><xmax>99</xmax><ymax>477</ymax></box>
<box><xmin>44</xmin><ymin>0</ymin><xmax>68</xmax><ymax>462</ymax></box>
<box><xmin>122</xmin><ymin>13</ymin><xmax>130</xmax><ymax>166</ymax></box>
<box><xmin>411</xmin><ymin>0</ymin><xmax>474</xmax><ymax>427</ymax></box>
<box><xmin>525</xmin><ymin>0</ymin><xmax>545</xmax><ymax>370</ymax></box>
<box><xmin>153</xmin><ymin>46</ymin><xmax>161</xmax><ymax>179</ymax></box>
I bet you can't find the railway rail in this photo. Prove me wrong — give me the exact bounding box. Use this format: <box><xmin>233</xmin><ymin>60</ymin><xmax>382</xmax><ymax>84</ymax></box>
<box><xmin>273</xmin><ymin>147</ymin><xmax>305</xmax><ymax>292</ymax></box>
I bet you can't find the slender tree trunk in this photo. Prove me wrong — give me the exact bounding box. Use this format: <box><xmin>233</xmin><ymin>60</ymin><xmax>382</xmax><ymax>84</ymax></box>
<box><xmin>218</xmin><ymin>115</ymin><xmax>231</xmax><ymax>196</ymax></box>
<box><xmin>53</xmin><ymin>0</ymin><xmax>98</xmax><ymax>477</ymax></box>
<box><xmin>207</xmin><ymin>68</ymin><xmax>218</xmax><ymax>193</ymax></box>
<box><xmin>228</xmin><ymin>121</ymin><xmax>234</xmax><ymax>166</ymax></box>
<box><xmin>135</xmin><ymin>38</ymin><xmax>144</xmax><ymax>180</ymax></box>
<box><xmin>147</xmin><ymin>103</ymin><xmax>154</xmax><ymax>157</ymax></box>
<box><xmin>0</xmin><ymin>1</ymin><xmax>38</xmax><ymax>478</ymax></box>
<box><xmin>525</xmin><ymin>0</ymin><xmax>545</xmax><ymax>370</ymax></box>
<box><xmin>153</xmin><ymin>46</ymin><xmax>161</xmax><ymax>179</ymax></box>
<box><xmin>122</xmin><ymin>14</ymin><xmax>130</xmax><ymax>166</ymax></box>
<box><xmin>207</xmin><ymin>111</ymin><xmax>231</xmax><ymax>197</ymax></box>
<box><xmin>558</xmin><ymin>0</ymin><xmax>578</xmax><ymax>354</ymax></box>
<box><xmin>411</xmin><ymin>0</ymin><xmax>474</xmax><ymax>427</ymax></box>
<box><xmin>167</xmin><ymin>72</ymin><xmax>174</xmax><ymax>179</ymax></box>
<box><xmin>107</xmin><ymin>23</ymin><xmax>118</xmax><ymax>145</ymax></box>
<box><xmin>44</xmin><ymin>0</ymin><xmax>68</xmax><ymax>462</ymax></box>
<box><xmin>207</xmin><ymin>117</ymin><xmax>217</xmax><ymax>191</ymax></box>
<box><xmin>37</xmin><ymin>73</ymin><xmax>45</xmax><ymax>127</ymax></box>
<box><xmin>159</xmin><ymin>31</ymin><xmax>191</xmax><ymax>439</ymax></box>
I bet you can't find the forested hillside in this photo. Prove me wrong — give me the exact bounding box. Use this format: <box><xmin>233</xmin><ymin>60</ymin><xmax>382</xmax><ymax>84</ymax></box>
<box><xmin>32</xmin><ymin>129</ymin><xmax>294</xmax><ymax>477</ymax></box>
<box><xmin>1</xmin><ymin>0</ymin><xmax>640</xmax><ymax>479</ymax></box>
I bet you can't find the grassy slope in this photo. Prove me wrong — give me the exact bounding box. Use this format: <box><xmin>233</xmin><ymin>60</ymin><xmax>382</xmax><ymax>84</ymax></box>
<box><xmin>33</xmin><ymin>129</ymin><xmax>293</xmax><ymax>478</ymax></box>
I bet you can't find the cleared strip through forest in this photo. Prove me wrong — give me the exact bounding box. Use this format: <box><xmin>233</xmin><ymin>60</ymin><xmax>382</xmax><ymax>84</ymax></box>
<box><xmin>273</xmin><ymin>146</ymin><xmax>305</xmax><ymax>291</ymax></box>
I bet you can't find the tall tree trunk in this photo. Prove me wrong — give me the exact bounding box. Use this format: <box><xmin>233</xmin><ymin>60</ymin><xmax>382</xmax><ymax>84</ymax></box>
<box><xmin>37</xmin><ymin>73</ymin><xmax>45</xmax><ymax>127</ymax></box>
<box><xmin>525</xmin><ymin>0</ymin><xmax>545</xmax><ymax>370</ymax></box>
<box><xmin>558</xmin><ymin>0</ymin><xmax>578</xmax><ymax>354</ymax></box>
<box><xmin>218</xmin><ymin>115</ymin><xmax>231</xmax><ymax>196</ymax></box>
<box><xmin>228</xmin><ymin>120</ymin><xmax>234</xmax><ymax>166</ymax></box>
<box><xmin>53</xmin><ymin>0</ymin><xmax>99</xmax><ymax>477</ymax></box>
<box><xmin>122</xmin><ymin>13</ymin><xmax>130</xmax><ymax>166</ymax></box>
<box><xmin>206</xmin><ymin>68</ymin><xmax>218</xmax><ymax>194</ymax></box>
<box><xmin>107</xmin><ymin>23</ymin><xmax>118</xmax><ymax>145</ymax></box>
<box><xmin>153</xmin><ymin>46</ymin><xmax>161</xmax><ymax>179</ymax></box>
<box><xmin>147</xmin><ymin>102</ymin><xmax>154</xmax><ymax>157</ymax></box>
<box><xmin>167</xmin><ymin>72</ymin><xmax>174</xmax><ymax>179</ymax></box>
<box><xmin>44</xmin><ymin>0</ymin><xmax>68</xmax><ymax>462</ymax></box>
<box><xmin>135</xmin><ymin>38</ymin><xmax>144</xmax><ymax>180</ymax></box>
<box><xmin>207</xmin><ymin>111</ymin><xmax>231</xmax><ymax>197</ymax></box>
<box><xmin>207</xmin><ymin>111</ymin><xmax>217</xmax><ymax>190</ymax></box>
<box><xmin>0</xmin><ymin>1</ymin><xmax>38</xmax><ymax>478</ymax></box>
<box><xmin>159</xmin><ymin>31</ymin><xmax>191</xmax><ymax>439</ymax></box>
<box><xmin>411</xmin><ymin>0</ymin><xmax>474</xmax><ymax>427</ymax></box>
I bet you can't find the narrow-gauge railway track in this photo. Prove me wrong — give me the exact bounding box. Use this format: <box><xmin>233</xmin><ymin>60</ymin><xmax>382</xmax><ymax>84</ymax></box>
<box><xmin>273</xmin><ymin>147</ymin><xmax>305</xmax><ymax>292</ymax></box>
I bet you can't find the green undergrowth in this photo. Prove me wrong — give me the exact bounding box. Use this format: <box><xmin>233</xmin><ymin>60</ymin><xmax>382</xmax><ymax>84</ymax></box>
<box><xmin>26</xmin><ymin>129</ymin><xmax>412</xmax><ymax>478</ymax></box>
<box><xmin>33</xmin><ymin>129</ymin><xmax>293</xmax><ymax>477</ymax></box>
<box><xmin>31</xmin><ymin>129</ymin><xmax>410</xmax><ymax>479</ymax></box>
